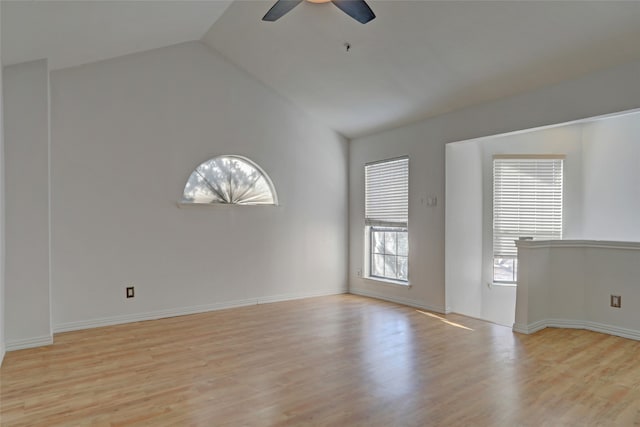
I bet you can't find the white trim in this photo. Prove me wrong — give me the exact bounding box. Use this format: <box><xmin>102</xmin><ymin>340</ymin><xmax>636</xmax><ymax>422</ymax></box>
<box><xmin>364</xmin><ymin>155</ymin><xmax>409</xmax><ymax>167</ymax></box>
<box><xmin>48</xmin><ymin>59</ymin><xmax>53</xmax><ymax>338</ymax></box>
<box><xmin>512</xmin><ymin>319</ymin><xmax>559</xmax><ymax>334</ymax></box>
<box><xmin>256</xmin><ymin>288</ymin><xmax>347</xmax><ymax>304</ymax></box>
<box><xmin>177</xmin><ymin>202</ymin><xmax>281</xmax><ymax>209</ymax></box>
<box><xmin>447</xmin><ymin>107</ymin><xmax>640</xmax><ymax>147</ymax></box>
<box><xmin>54</xmin><ymin>289</ymin><xmax>347</xmax><ymax>333</ymax></box>
<box><xmin>55</xmin><ymin>299</ymin><xmax>255</xmax><ymax>332</ymax></box>
<box><xmin>180</xmin><ymin>154</ymin><xmax>279</xmax><ymax>206</ymax></box>
<box><xmin>362</xmin><ymin>276</ymin><xmax>411</xmax><ymax>288</ymax></box>
<box><xmin>491</xmin><ymin>282</ymin><xmax>517</xmax><ymax>288</ymax></box>
<box><xmin>0</xmin><ymin>344</ymin><xmax>5</xmax><ymax>366</ymax></box>
<box><xmin>512</xmin><ymin>319</ymin><xmax>640</xmax><ymax>341</ymax></box>
<box><xmin>587</xmin><ymin>321</ymin><xmax>640</xmax><ymax>341</ymax></box>
<box><xmin>6</xmin><ymin>335</ymin><xmax>53</xmax><ymax>351</ymax></box>
<box><xmin>544</xmin><ymin>318</ymin><xmax>589</xmax><ymax>330</ymax></box>
<box><xmin>515</xmin><ymin>239</ymin><xmax>640</xmax><ymax>251</ymax></box>
<box><xmin>349</xmin><ymin>288</ymin><xmax>448</xmax><ymax>314</ymax></box>
<box><xmin>493</xmin><ymin>154</ymin><xmax>566</xmax><ymax>160</ymax></box>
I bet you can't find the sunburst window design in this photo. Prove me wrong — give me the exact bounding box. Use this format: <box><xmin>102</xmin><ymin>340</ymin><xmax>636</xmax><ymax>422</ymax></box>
<box><xmin>181</xmin><ymin>156</ymin><xmax>278</xmax><ymax>205</ymax></box>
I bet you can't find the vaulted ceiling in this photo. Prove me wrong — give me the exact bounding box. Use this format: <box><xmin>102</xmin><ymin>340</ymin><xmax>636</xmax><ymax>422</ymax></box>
<box><xmin>1</xmin><ymin>1</ymin><xmax>233</xmax><ymax>70</ymax></box>
<box><xmin>3</xmin><ymin>1</ymin><xmax>640</xmax><ymax>138</ymax></box>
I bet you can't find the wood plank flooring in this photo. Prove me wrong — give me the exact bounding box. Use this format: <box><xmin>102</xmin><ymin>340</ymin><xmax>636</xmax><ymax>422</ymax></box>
<box><xmin>2</xmin><ymin>294</ymin><xmax>640</xmax><ymax>426</ymax></box>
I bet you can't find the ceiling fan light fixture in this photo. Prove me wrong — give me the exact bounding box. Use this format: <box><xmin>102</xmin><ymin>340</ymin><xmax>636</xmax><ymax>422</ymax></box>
<box><xmin>262</xmin><ymin>0</ymin><xmax>375</xmax><ymax>24</ymax></box>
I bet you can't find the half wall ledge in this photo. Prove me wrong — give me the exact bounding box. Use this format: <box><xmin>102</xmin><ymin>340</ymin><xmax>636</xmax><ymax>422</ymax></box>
<box><xmin>514</xmin><ymin>239</ymin><xmax>640</xmax><ymax>340</ymax></box>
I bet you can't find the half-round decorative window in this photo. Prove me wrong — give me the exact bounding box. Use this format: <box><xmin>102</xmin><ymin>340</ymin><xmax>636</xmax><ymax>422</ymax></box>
<box><xmin>181</xmin><ymin>155</ymin><xmax>278</xmax><ymax>205</ymax></box>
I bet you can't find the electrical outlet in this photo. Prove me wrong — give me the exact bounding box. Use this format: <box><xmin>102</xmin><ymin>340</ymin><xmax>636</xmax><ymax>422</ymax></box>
<box><xmin>357</xmin><ymin>269</ymin><xmax>362</xmax><ymax>277</ymax></box>
<box><xmin>610</xmin><ymin>295</ymin><xmax>621</xmax><ymax>308</ymax></box>
<box><xmin>126</xmin><ymin>286</ymin><xmax>135</xmax><ymax>299</ymax></box>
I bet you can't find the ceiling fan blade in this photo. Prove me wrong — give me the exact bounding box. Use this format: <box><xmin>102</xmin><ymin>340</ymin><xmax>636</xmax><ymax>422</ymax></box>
<box><xmin>262</xmin><ymin>0</ymin><xmax>304</xmax><ymax>22</ymax></box>
<box><xmin>331</xmin><ymin>0</ymin><xmax>376</xmax><ymax>24</ymax></box>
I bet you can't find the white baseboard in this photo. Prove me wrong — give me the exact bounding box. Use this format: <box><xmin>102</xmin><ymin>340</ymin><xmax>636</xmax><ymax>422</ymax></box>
<box><xmin>512</xmin><ymin>319</ymin><xmax>548</xmax><ymax>334</ymax></box>
<box><xmin>349</xmin><ymin>287</ymin><xmax>447</xmax><ymax>314</ymax></box>
<box><xmin>0</xmin><ymin>343</ymin><xmax>5</xmax><ymax>367</ymax></box>
<box><xmin>256</xmin><ymin>288</ymin><xmax>348</xmax><ymax>305</ymax></box>
<box><xmin>54</xmin><ymin>288</ymin><xmax>348</xmax><ymax>334</ymax></box>
<box><xmin>586</xmin><ymin>321</ymin><xmax>640</xmax><ymax>341</ymax></box>
<box><xmin>513</xmin><ymin>318</ymin><xmax>640</xmax><ymax>341</ymax></box>
<box><xmin>6</xmin><ymin>335</ymin><xmax>54</xmax><ymax>351</ymax></box>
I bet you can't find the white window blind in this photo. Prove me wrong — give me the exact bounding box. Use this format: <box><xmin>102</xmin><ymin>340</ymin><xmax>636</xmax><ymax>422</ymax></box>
<box><xmin>365</xmin><ymin>157</ymin><xmax>409</xmax><ymax>227</ymax></box>
<box><xmin>493</xmin><ymin>156</ymin><xmax>564</xmax><ymax>259</ymax></box>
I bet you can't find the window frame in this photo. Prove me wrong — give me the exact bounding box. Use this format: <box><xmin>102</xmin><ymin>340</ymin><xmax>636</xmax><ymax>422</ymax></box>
<box><xmin>364</xmin><ymin>156</ymin><xmax>409</xmax><ymax>285</ymax></box>
<box><xmin>492</xmin><ymin>155</ymin><xmax>564</xmax><ymax>284</ymax></box>
<box><xmin>180</xmin><ymin>155</ymin><xmax>278</xmax><ymax>206</ymax></box>
<box><xmin>369</xmin><ymin>226</ymin><xmax>409</xmax><ymax>283</ymax></box>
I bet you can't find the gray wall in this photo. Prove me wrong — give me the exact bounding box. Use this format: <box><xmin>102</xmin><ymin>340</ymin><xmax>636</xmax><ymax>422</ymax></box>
<box><xmin>350</xmin><ymin>58</ymin><xmax>640</xmax><ymax>314</ymax></box>
<box><xmin>446</xmin><ymin>110</ymin><xmax>640</xmax><ymax>327</ymax></box>
<box><xmin>582</xmin><ymin>112</ymin><xmax>640</xmax><ymax>241</ymax></box>
<box><xmin>0</xmin><ymin>5</ymin><xmax>5</xmax><ymax>363</ymax></box>
<box><xmin>3</xmin><ymin>59</ymin><xmax>51</xmax><ymax>349</ymax></box>
<box><xmin>3</xmin><ymin>41</ymin><xmax>348</xmax><ymax>345</ymax></box>
<box><xmin>50</xmin><ymin>42</ymin><xmax>348</xmax><ymax>331</ymax></box>
<box><xmin>446</xmin><ymin>124</ymin><xmax>584</xmax><ymax>326</ymax></box>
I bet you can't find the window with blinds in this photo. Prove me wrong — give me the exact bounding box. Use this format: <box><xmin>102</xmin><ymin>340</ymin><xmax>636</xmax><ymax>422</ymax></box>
<box><xmin>365</xmin><ymin>157</ymin><xmax>409</xmax><ymax>283</ymax></box>
<box><xmin>493</xmin><ymin>156</ymin><xmax>564</xmax><ymax>283</ymax></box>
<box><xmin>365</xmin><ymin>157</ymin><xmax>409</xmax><ymax>226</ymax></box>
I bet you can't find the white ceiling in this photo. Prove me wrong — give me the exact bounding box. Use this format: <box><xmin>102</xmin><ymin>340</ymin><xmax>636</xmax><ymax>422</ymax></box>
<box><xmin>204</xmin><ymin>0</ymin><xmax>640</xmax><ymax>138</ymax></box>
<box><xmin>3</xmin><ymin>1</ymin><xmax>640</xmax><ymax>138</ymax></box>
<box><xmin>1</xmin><ymin>0</ymin><xmax>233</xmax><ymax>70</ymax></box>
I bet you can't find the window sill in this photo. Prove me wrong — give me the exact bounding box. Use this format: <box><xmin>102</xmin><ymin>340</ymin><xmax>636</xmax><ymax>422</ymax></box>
<box><xmin>490</xmin><ymin>282</ymin><xmax>517</xmax><ymax>288</ymax></box>
<box><xmin>363</xmin><ymin>276</ymin><xmax>411</xmax><ymax>288</ymax></box>
<box><xmin>177</xmin><ymin>202</ymin><xmax>280</xmax><ymax>208</ymax></box>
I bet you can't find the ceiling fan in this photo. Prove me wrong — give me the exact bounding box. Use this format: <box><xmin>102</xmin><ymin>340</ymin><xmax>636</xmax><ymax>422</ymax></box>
<box><xmin>262</xmin><ymin>0</ymin><xmax>376</xmax><ymax>24</ymax></box>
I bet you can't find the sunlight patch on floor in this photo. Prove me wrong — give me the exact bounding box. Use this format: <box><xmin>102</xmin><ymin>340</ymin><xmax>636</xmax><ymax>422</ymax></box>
<box><xmin>416</xmin><ymin>310</ymin><xmax>474</xmax><ymax>331</ymax></box>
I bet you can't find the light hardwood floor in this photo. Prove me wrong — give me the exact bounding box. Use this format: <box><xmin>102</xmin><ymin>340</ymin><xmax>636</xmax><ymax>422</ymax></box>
<box><xmin>2</xmin><ymin>294</ymin><xmax>640</xmax><ymax>426</ymax></box>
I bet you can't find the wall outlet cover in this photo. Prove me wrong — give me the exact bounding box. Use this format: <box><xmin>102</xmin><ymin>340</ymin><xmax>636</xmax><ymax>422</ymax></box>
<box><xmin>610</xmin><ymin>295</ymin><xmax>621</xmax><ymax>308</ymax></box>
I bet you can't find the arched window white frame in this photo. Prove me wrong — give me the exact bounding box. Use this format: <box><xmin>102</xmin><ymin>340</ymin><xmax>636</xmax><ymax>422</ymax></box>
<box><xmin>181</xmin><ymin>155</ymin><xmax>278</xmax><ymax>205</ymax></box>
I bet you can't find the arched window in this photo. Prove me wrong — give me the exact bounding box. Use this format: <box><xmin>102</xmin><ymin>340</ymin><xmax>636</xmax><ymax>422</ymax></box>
<box><xmin>181</xmin><ymin>155</ymin><xmax>278</xmax><ymax>205</ymax></box>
